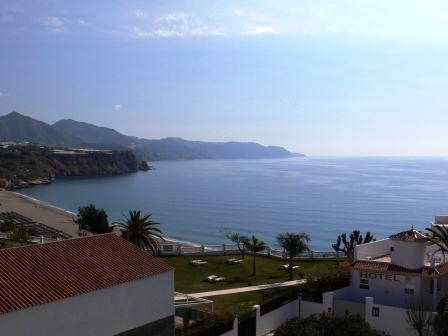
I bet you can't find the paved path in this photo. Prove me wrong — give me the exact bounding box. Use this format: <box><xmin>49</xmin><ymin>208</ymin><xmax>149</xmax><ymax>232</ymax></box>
<box><xmin>175</xmin><ymin>279</ymin><xmax>305</xmax><ymax>300</ymax></box>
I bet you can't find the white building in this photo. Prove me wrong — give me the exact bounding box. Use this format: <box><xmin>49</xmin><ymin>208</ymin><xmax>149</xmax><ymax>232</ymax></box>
<box><xmin>329</xmin><ymin>218</ymin><xmax>448</xmax><ymax>335</ymax></box>
<box><xmin>349</xmin><ymin>227</ymin><xmax>448</xmax><ymax>311</ymax></box>
<box><xmin>0</xmin><ymin>233</ymin><xmax>174</xmax><ymax>335</ymax></box>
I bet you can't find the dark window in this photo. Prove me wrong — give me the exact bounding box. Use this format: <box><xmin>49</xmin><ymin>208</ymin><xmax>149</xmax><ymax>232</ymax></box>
<box><xmin>405</xmin><ymin>284</ymin><xmax>414</xmax><ymax>294</ymax></box>
<box><xmin>360</xmin><ymin>279</ymin><xmax>369</xmax><ymax>290</ymax></box>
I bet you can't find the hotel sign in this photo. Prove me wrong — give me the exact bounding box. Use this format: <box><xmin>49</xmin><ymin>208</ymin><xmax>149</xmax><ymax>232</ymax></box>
<box><xmin>359</xmin><ymin>272</ymin><xmax>414</xmax><ymax>283</ymax></box>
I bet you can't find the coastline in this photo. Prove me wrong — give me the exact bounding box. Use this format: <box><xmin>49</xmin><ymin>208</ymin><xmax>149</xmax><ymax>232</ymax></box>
<box><xmin>0</xmin><ymin>190</ymin><xmax>79</xmax><ymax>237</ymax></box>
<box><xmin>0</xmin><ymin>191</ymin><xmax>195</xmax><ymax>247</ymax></box>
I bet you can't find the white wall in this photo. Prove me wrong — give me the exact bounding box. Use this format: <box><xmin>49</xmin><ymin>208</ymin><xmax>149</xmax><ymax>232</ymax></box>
<box><xmin>220</xmin><ymin>319</ymin><xmax>238</xmax><ymax>336</ymax></box>
<box><xmin>0</xmin><ymin>271</ymin><xmax>174</xmax><ymax>336</ymax></box>
<box><xmin>391</xmin><ymin>241</ymin><xmax>426</xmax><ymax>269</ymax></box>
<box><xmin>355</xmin><ymin>239</ymin><xmax>393</xmax><ymax>260</ymax></box>
<box><xmin>364</xmin><ymin>297</ymin><xmax>436</xmax><ymax>336</ymax></box>
<box><xmin>254</xmin><ymin>292</ymin><xmax>334</xmax><ymax>336</ymax></box>
<box><xmin>254</xmin><ymin>301</ymin><xmax>298</xmax><ymax>336</ymax></box>
<box><xmin>350</xmin><ymin>269</ymin><xmax>425</xmax><ymax>308</ymax></box>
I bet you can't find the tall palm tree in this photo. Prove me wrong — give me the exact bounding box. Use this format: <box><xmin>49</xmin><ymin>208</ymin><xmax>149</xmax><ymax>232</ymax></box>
<box><xmin>276</xmin><ymin>231</ymin><xmax>311</xmax><ymax>280</ymax></box>
<box><xmin>426</xmin><ymin>225</ymin><xmax>448</xmax><ymax>254</ymax></box>
<box><xmin>114</xmin><ymin>210</ymin><xmax>164</xmax><ymax>253</ymax></box>
<box><xmin>246</xmin><ymin>235</ymin><xmax>266</xmax><ymax>276</ymax></box>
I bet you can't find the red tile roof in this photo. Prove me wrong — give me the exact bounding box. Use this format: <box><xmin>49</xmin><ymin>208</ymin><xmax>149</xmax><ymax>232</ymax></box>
<box><xmin>389</xmin><ymin>228</ymin><xmax>427</xmax><ymax>242</ymax></box>
<box><xmin>0</xmin><ymin>234</ymin><xmax>173</xmax><ymax>315</ymax></box>
<box><xmin>351</xmin><ymin>260</ymin><xmax>448</xmax><ymax>277</ymax></box>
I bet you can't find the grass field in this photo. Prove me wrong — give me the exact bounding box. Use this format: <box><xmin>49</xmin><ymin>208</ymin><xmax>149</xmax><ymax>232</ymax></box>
<box><xmin>158</xmin><ymin>254</ymin><xmax>339</xmax><ymax>315</ymax></box>
<box><xmin>1</xmin><ymin>239</ymin><xmax>30</xmax><ymax>249</ymax></box>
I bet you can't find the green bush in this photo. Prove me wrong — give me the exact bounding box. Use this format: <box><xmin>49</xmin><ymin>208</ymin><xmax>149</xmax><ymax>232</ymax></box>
<box><xmin>275</xmin><ymin>313</ymin><xmax>390</xmax><ymax>336</ymax></box>
<box><xmin>261</xmin><ymin>289</ymin><xmax>300</xmax><ymax>315</ymax></box>
<box><xmin>304</xmin><ymin>267</ymin><xmax>350</xmax><ymax>295</ymax></box>
<box><xmin>175</xmin><ymin>311</ymin><xmax>235</xmax><ymax>336</ymax></box>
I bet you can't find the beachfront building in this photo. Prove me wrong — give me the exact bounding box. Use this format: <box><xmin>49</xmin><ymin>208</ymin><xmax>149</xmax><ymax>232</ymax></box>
<box><xmin>329</xmin><ymin>217</ymin><xmax>448</xmax><ymax>335</ymax></box>
<box><xmin>0</xmin><ymin>233</ymin><xmax>174</xmax><ymax>335</ymax></box>
<box><xmin>349</xmin><ymin>227</ymin><xmax>448</xmax><ymax>310</ymax></box>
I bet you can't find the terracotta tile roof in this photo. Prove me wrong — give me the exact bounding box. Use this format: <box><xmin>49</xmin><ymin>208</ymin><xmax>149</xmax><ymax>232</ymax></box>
<box><xmin>0</xmin><ymin>234</ymin><xmax>173</xmax><ymax>315</ymax></box>
<box><xmin>351</xmin><ymin>260</ymin><xmax>448</xmax><ymax>277</ymax></box>
<box><xmin>389</xmin><ymin>228</ymin><xmax>427</xmax><ymax>242</ymax></box>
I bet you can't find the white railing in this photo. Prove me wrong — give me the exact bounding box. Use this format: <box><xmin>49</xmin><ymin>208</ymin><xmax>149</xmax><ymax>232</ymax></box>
<box><xmin>0</xmin><ymin>232</ymin><xmax>58</xmax><ymax>244</ymax></box>
<box><xmin>158</xmin><ymin>243</ymin><xmax>346</xmax><ymax>261</ymax></box>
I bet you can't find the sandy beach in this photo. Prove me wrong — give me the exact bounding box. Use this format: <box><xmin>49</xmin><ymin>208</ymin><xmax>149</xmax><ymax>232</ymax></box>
<box><xmin>0</xmin><ymin>191</ymin><xmax>79</xmax><ymax>237</ymax></box>
<box><xmin>0</xmin><ymin>190</ymin><xmax>192</xmax><ymax>246</ymax></box>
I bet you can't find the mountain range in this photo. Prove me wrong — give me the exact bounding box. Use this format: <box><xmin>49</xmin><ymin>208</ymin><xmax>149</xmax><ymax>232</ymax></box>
<box><xmin>0</xmin><ymin>112</ymin><xmax>305</xmax><ymax>161</ymax></box>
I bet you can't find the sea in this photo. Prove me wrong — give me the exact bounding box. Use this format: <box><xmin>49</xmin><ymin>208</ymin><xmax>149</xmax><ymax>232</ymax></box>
<box><xmin>14</xmin><ymin>157</ymin><xmax>448</xmax><ymax>251</ymax></box>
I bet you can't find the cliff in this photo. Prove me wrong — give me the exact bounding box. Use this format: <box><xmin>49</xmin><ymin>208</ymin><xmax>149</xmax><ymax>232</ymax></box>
<box><xmin>0</xmin><ymin>145</ymin><xmax>149</xmax><ymax>189</ymax></box>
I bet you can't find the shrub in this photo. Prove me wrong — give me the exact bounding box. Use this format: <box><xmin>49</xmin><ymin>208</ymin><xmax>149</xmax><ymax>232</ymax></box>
<box><xmin>175</xmin><ymin>311</ymin><xmax>235</xmax><ymax>336</ymax></box>
<box><xmin>275</xmin><ymin>313</ymin><xmax>390</xmax><ymax>336</ymax></box>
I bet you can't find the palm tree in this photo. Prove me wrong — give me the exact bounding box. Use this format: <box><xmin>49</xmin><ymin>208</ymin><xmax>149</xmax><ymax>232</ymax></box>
<box><xmin>246</xmin><ymin>235</ymin><xmax>266</xmax><ymax>276</ymax></box>
<box><xmin>114</xmin><ymin>210</ymin><xmax>164</xmax><ymax>253</ymax></box>
<box><xmin>426</xmin><ymin>225</ymin><xmax>448</xmax><ymax>254</ymax></box>
<box><xmin>276</xmin><ymin>232</ymin><xmax>310</xmax><ymax>280</ymax></box>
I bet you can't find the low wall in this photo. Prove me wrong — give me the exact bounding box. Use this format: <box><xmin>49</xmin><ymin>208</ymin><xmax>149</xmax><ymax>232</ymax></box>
<box><xmin>253</xmin><ymin>292</ymin><xmax>334</xmax><ymax>336</ymax></box>
<box><xmin>218</xmin><ymin>291</ymin><xmax>436</xmax><ymax>336</ymax></box>
<box><xmin>365</xmin><ymin>297</ymin><xmax>436</xmax><ymax>336</ymax></box>
<box><xmin>0</xmin><ymin>232</ymin><xmax>57</xmax><ymax>243</ymax></box>
<box><xmin>159</xmin><ymin>243</ymin><xmax>346</xmax><ymax>261</ymax></box>
<box><xmin>220</xmin><ymin>319</ymin><xmax>238</xmax><ymax>336</ymax></box>
<box><xmin>254</xmin><ymin>301</ymin><xmax>298</xmax><ymax>336</ymax></box>
<box><xmin>355</xmin><ymin>239</ymin><xmax>393</xmax><ymax>260</ymax></box>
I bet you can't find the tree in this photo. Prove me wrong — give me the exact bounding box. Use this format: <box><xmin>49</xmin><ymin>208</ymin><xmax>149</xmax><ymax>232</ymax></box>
<box><xmin>332</xmin><ymin>230</ymin><xmax>375</xmax><ymax>257</ymax></box>
<box><xmin>220</xmin><ymin>228</ymin><xmax>250</xmax><ymax>259</ymax></box>
<box><xmin>426</xmin><ymin>225</ymin><xmax>448</xmax><ymax>254</ymax></box>
<box><xmin>13</xmin><ymin>227</ymin><xmax>30</xmax><ymax>246</ymax></box>
<box><xmin>246</xmin><ymin>235</ymin><xmax>266</xmax><ymax>276</ymax></box>
<box><xmin>1</xmin><ymin>219</ymin><xmax>15</xmax><ymax>233</ymax></box>
<box><xmin>275</xmin><ymin>313</ymin><xmax>390</xmax><ymax>336</ymax></box>
<box><xmin>433</xmin><ymin>296</ymin><xmax>448</xmax><ymax>336</ymax></box>
<box><xmin>113</xmin><ymin>210</ymin><xmax>164</xmax><ymax>253</ymax></box>
<box><xmin>276</xmin><ymin>232</ymin><xmax>310</xmax><ymax>281</ymax></box>
<box><xmin>75</xmin><ymin>204</ymin><xmax>112</xmax><ymax>235</ymax></box>
<box><xmin>404</xmin><ymin>297</ymin><xmax>435</xmax><ymax>336</ymax></box>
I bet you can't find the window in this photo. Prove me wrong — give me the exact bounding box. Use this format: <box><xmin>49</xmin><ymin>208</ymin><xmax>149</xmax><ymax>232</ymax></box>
<box><xmin>360</xmin><ymin>279</ymin><xmax>369</xmax><ymax>290</ymax></box>
<box><xmin>405</xmin><ymin>284</ymin><xmax>414</xmax><ymax>294</ymax></box>
<box><xmin>430</xmin><ymin>280</ymin><xmax>434</xmax><ymax>294</ymax></box>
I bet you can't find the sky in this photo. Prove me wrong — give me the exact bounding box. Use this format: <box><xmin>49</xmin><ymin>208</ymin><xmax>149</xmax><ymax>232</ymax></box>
<box><xmin>1</xmin><ymin>1</ymin><xmax>448</xmax><ymax>156</ymax></box>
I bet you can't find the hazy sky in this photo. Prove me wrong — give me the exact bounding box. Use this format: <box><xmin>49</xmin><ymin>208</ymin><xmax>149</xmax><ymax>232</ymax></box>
<box><xmin>1</xmin><ymin>1</ymin><xmax>448</xmax><ymax>156</ymax></box>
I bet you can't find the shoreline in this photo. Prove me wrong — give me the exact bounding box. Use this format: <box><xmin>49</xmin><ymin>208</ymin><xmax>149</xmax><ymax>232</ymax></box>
<box><xmin>0</xmin><ymin>191</ymin><xmax>196</xmax><ymax>247</ymax></box>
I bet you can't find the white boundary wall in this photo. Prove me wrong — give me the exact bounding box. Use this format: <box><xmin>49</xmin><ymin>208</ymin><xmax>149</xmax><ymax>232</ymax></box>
<box><xmin>216</xmin><ymin>290</ymin><xmax>437</xmax><ymax>336</ymax></box>
<box><xmin>0</xmin><ymin>271</ymin><xmax>174</xmax><ymax>336</ymax></box>
<box><xmin>253</xmin><ymin>292</ymin><xmax>334</xmax><ymax>336</ymax></box>
<box><xmin>364</xmin><ymin>297</ymin><xmax>436</xmax><ymax>336</ymax></box>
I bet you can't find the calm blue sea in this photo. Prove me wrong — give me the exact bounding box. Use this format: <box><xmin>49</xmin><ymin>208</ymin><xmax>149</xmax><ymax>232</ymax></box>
<box><xmin>15</xmin><ymin>157</ymin><xmax>448</xmax><ymax>250</ymax></box>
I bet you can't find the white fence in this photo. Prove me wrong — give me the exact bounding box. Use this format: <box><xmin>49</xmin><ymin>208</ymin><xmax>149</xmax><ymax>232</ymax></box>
<box><xmin>158</xmin><ymin>243</ymin><xmax>346</xmax><ymax>261</ymax></box>
<box><xmin>0</xmin><ymin>232</ymin><xmax>57</xmax><ymax>244</ymax></box>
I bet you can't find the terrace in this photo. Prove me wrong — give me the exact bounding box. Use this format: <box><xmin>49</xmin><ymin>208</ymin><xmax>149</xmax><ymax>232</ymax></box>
<box><xmin>354</xmin><ymin>237</ymin><xmax>448</xmax><ymax>267</ymax></box>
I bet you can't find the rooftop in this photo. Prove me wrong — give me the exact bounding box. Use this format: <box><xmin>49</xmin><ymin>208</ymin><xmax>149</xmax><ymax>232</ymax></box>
<box><xmin>389</xmin><ymin>228</ymin><xmax>427</xmax><ymax>242</ymax></box>
<box><xmin>0</xmin><ymin>233</ymin><xmax>173</xmax><ymax>315</ymax></box>
<box><xmin>352</xmin><ymin>259</ymin><xmax>448</xmax><ymax>277</ymax></box>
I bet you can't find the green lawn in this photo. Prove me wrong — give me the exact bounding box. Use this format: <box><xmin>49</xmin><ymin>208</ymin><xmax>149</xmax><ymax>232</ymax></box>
<box><xmin>159</xmin><ymin>254</ymin><xmax>337</xmax><ymax>290</ymax></box>
<box><xmin>160</xmin><ymin>254</ymin><xmax>339</xmax><ymax>315</ymax></box>
<box><xmin>1</xmin><ymin>239</ymin><xmax>31</xmax><ymax>248</ymax></box>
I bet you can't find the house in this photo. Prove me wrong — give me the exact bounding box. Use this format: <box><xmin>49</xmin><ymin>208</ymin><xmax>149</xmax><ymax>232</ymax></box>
<box><xmin>348</xmin><ymin>224</ymin><xmax>448</xmax><ymax>311</ymax></box>
<box><xmin>0</xmin><ymin>233</ymin><xmax>174</xmax><ymax>335</ymax></box>
<box><xmin>327</xmin><ymin>217</ymin><xmax>448</xmax><ymax>335</ymax></box>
